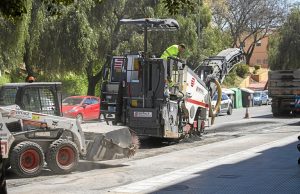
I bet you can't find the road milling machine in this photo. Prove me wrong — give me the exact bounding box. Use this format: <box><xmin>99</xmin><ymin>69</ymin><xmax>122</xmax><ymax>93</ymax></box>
<box><xmin>0</xmin><ymin>82</ymin><xmax>137</xmax><ymax>177</ymax></box>
<box><xmin>100</xmin><ymin>18</ymin><xmax>244</xmax><ymax>140</ymax></box>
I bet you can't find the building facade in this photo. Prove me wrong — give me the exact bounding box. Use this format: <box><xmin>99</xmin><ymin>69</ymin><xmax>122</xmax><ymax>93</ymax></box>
<box><xmin>244</xmin><ymin>36</ymin><xmax>269</xmax><ymax>68</ymax></box>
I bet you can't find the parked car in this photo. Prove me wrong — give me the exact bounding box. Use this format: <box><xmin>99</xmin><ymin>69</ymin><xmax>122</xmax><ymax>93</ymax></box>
<box><xmin>212</xmin><ymin>93</ymin><xmax>233</xmax><ymax>115</ymax></box>
<box><xmin>263</xmin><ymin>90</ymin><xmax>272</xmax><ymax>104</ymax></box>
<box><xmin>62</xmin><ymin>96</ymin><xmax>100</xmax><ymax>123</ymax></box>
<box><xmin>253</xmin><ymin>91</ymin><xmax>268</xmax><ymax>106</ymax></box>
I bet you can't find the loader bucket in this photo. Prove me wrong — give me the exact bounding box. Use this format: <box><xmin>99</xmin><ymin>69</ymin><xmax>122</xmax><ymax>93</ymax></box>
<box><xmin>82</xmin><ymin>123</ymin><xmax>139</xmax><ymax>161</ymax></box>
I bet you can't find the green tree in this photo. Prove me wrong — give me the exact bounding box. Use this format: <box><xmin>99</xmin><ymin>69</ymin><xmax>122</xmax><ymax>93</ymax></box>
<box><xmin>212</xmin><ymin>0</ymin><xmax>286</xmax><ymax>65</ymax></box>
<box><xmin>268</xmin><ymin>8</ymin><xmax>300</xmax><ymax>70</ymax></box>
<box><xmin>0</xmin><ymin>1</ymin><xmax>31</xmax><ymax>72</ymax></box>
<box><xmin>0</xmin><ymin>0</ymin><xmax>63</xmax><ymax>78</ymax></box>
<box><xmin>148</xmin><ymin>1</ymin><xmax>230</xmax><ymax>68</ymax></box>
<box><xmin>0</xmin><ymin>0</ymin><xmax>74</xmax><ymax>19</ymax></box>
<box><xmin>0</xmin><ymin>0</ymin><xmax>232</xmax><ymax>96</ymax></box>
<box><xmin>0</xmin><ymin>0</ymin><xmax>197</xmax><ymax>18</ymax></box>
<box><xmin>162</xmin><ymin>0</ymin><xmax>198</xmax><ymax>15</ymax></box>
<box><xmin>35</xmin><ymin>0</ymin><xmax>158</xmax><ymax>95</ymax></box>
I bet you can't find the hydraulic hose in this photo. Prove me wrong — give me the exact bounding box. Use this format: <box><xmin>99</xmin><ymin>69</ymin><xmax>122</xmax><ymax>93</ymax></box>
<box><xmin>209</xmin><ymin>79</ymin><xmax>222</xmax><ymax>125</ymax></box>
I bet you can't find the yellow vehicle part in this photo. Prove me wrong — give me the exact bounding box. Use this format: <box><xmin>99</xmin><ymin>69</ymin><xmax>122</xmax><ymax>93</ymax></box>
<box><xmin>209</xmin><ymin>79</ymin><xmax>222</xmax><ymax>125</ymax></box>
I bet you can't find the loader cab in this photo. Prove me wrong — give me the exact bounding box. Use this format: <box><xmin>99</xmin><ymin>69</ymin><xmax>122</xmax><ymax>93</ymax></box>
<box><xmin>0</xmin><ymin>82</ymin><xmax>62</xmax><ymax>116</ymax></box>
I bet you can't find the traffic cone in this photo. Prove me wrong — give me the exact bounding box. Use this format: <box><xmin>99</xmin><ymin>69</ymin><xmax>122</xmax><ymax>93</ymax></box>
<box><xmin>244</xmin><ymin>107</ymin><xmax>250</xmax><ymax>119</ymax></box>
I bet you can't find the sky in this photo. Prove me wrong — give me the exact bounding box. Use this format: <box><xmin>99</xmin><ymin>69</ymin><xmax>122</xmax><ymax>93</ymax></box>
<box><xmin>290</xmin><ymin>0</ymin><xmax>300</xmax><ymax>4</ymax></box>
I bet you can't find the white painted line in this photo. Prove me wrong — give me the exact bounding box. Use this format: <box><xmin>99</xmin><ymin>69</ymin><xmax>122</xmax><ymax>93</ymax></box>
<box><xmin>111</xmin><ymin>134</ymin><xmax>298</xmax><ymax>193</ymax></box>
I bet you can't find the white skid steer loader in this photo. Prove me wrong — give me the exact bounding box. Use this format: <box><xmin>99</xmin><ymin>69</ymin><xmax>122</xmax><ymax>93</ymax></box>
<box><xmin>0</xmin><ymin>82</ymin><xmax>138</xmax><ymax>178</ymax></box>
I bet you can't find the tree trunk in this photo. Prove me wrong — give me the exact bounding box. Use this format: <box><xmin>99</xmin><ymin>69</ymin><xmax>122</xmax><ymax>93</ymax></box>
<box><xmin>245</xmin><ymin>54</ymin><xmax>251</xmax><ymax>65</ymax></box>
<box><xmin>245</xmin><ymin>42</ymin><xmax>256</xmax><ymax>65</ymax></box>
<box><xmin>85</xmin><ymin>59</ymin><xmax>108</xmax><ymax>96</ymax></box>
<box><xmin>23</xmin><ymin>44</ymin><xmax>34</xmax><ymax>77</ymax></box>
<box><xmin>87</xmin><ymin>78</ymin><xmax>97</xmax><ymax>96</ymax></box>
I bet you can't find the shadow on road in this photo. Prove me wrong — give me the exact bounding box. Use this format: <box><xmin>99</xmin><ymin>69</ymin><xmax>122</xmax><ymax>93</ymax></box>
<box><xmin>150</xmin><ymin>140</ymin><xmax>300</xmax><ymax>194</ymax></box>
<box><xmin>288</xmin><ymin>121</ymin><xmax>300</xmax><ymax>126</ymax></box>
<box><xmin>251</xmin><ymin>114</ymin><xmax>274</xmax><ymax>119</ymax></box>
<box><xmin>139</xmin><ymin>137</ymin><xmax>174</xmax><ymax>149</ymax></box>
<box><xmin>252</xmin><ymin>114</ymin><xmax>300</xmax><ymax>119</ymax></box>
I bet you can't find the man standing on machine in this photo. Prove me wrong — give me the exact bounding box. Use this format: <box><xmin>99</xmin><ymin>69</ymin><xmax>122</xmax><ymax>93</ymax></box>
<box><xmin>160</xmin><ymin>44</ymin><xmax>186</xmax><ymax>60</ymax></box>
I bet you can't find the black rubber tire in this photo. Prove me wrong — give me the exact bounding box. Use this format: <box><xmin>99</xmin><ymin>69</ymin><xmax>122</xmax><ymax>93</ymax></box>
<box><xmin>3</xmin><ymin>159</ymin><xmax>10</xmax><ymax>170</ymax></box>
<box><xmin>281</xmin><ymin>110</ymin><xmax>291</xmax><ymax>116</ymax></box>
<box><xmin>273</xmin><ymin>111</ymin><xmax>290</xmax><ymax>117</ymax></box>
<box><xmin>271</xmin><ymin>99</ymin><xmax>290</xmax><ymax>117</ymax></box>
<box><xmin>10</xmin><ymin>141</ymin><xmax>44</xmax><ymax>178</ymax></box>
<box><xmin>227</xmin><ymin>105</ymin><xmax>233</xmax><ymax>115</ymax></box>
<box><xmin>46</xmin><ymin>139</ymin><xmax>79</xmax><ymax>174</ymax></box>
<box><xmin>272</xmin><ymin>102</ymin><xmax>280</xmax><ymax>117</ymax></box>
<box><xmin>0</xmin><ymin>156</ymin><xmax>7</xmax><ymax>194</ymax></box>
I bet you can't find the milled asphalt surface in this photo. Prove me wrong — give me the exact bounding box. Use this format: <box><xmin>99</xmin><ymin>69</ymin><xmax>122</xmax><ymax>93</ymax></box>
<box><xmin>6</xmin><ymin>105</ymin><xmax>300</xmax><ymax>193</ymax></box>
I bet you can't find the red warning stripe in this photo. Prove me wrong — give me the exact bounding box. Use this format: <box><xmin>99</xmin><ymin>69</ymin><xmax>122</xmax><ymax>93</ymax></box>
<box><xmin>186</xmin><ymin>98</ymin><xmax>209</xmax><ymax>108</ymax></box>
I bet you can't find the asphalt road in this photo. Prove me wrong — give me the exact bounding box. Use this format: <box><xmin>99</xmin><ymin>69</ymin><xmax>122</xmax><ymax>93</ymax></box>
<box><xmin>6</xmin><ymin>105</ymin><xmax>300</xmax><ymax>193</ymax></box>
<box><xmin>214</xmin><ymin>104</ymin><xmax>273</xmax><ymax>124</ymax></box>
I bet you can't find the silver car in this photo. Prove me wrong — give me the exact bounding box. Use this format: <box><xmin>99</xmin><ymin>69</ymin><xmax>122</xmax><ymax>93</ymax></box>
<box><xmin>253</xmin><ymin>91</ymin><xmax>268</xmax><ymax>106</ymax></box>
<box><xmin>212</xmin><ymin>93</ymin><xmax>233</xmax><ymax>115</ymax></box>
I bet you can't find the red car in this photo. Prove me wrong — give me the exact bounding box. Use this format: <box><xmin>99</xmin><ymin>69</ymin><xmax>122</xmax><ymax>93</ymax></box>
<box><xmin>62</xmin><ymin>96</ymin><xmax>100</xmax><ymax>123</ymax></box>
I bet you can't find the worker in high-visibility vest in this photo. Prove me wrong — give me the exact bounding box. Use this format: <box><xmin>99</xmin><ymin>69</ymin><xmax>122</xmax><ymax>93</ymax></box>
<box><xmin>161</xmin><ymin>44</ymin><xmax>186</xmax><ymax>88</ymax></box>
<box><xmin>160</xmin><ymin>44</ymin><xmax>186</xmax><ymax>60</ymax></box>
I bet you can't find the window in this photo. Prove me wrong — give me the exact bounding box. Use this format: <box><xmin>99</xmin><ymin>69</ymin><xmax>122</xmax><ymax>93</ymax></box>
<box><xmin>83</xmin><ymin>98</ymin><xmax>92</xmax><ymax>105</ymax></box>
<box><xmin>62</xmin><ymin>97</ymin><xmax>83</xmax><ymax>105</ymax></box>
<box><xmin>111</xmin><ymin>57</ymin><xmax>125</xmax><ymax>82</ymax></box>
<box><xmin>126</xmin><ymin>55</ymin><xmax>140</xmax><ymax>83</ymax></box>
<box><xmin>0</xmin><ymin>88</ymin><xmax>17</xmax><ymax>106</ymax></box>
<box><xmin>91</xmin><ymin>98</ymin><xmax>99</xmax><ymax>104</ymax></box>
<box><xmin>23</xmin><ymin>88</ymin><xmax>41</xmax><ymax>113</ymax></box>
<box><xmin>256</xmin><ymin>40</ymin><xmax>262</xmax><ymax>46</ymax></box>
<box><xmin>40</xmin><ymin>88</ymin><xmax>55</xmax><ymax>115</ymax></box>
<box><xmin>253</xmin><ymin>92</ymin><xmax>261</xmax><ymax>97</ymax></box>
<box><xmin>263</xmin><ymin>59</ymin><xmax>268</xmax><ymax>64</ymax></box>
<box><xmin>22</xmin><ymin>87</ymin><xmax>56</xmax><ymax>115</ymax></box>
<box><xmin>222</xmin><ymin>94</ymin><xmax>229</xmax><ymax>100</ymax></box>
